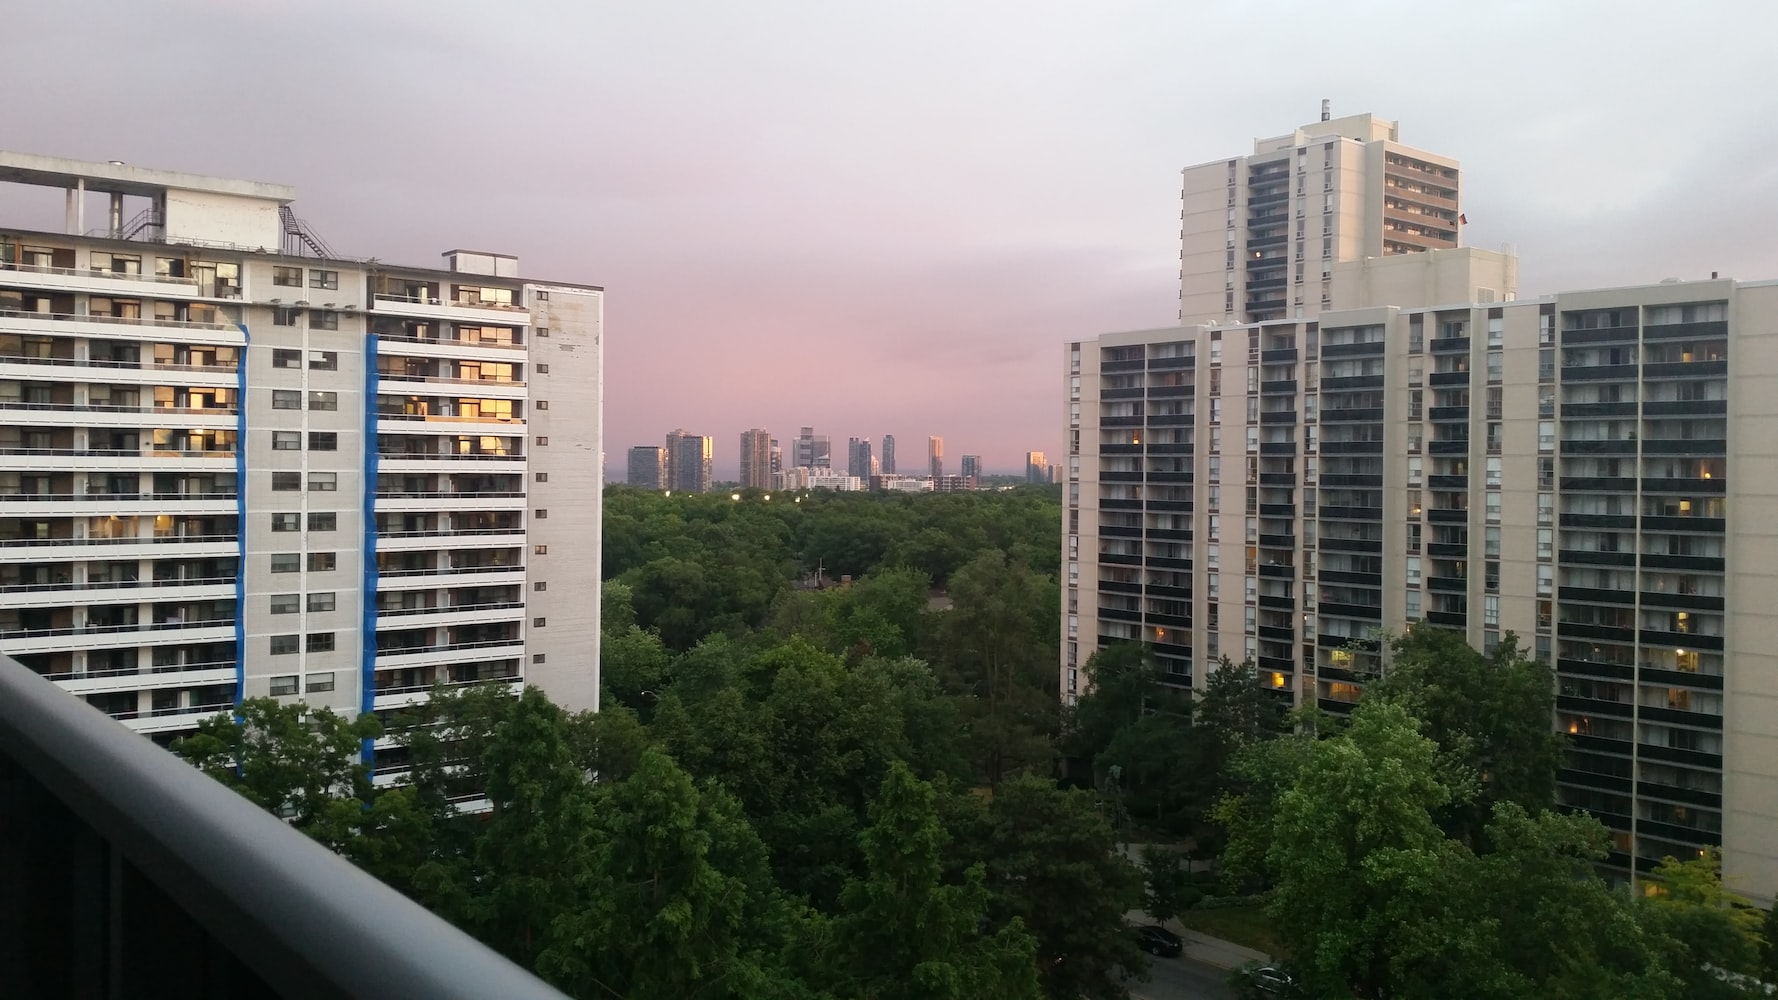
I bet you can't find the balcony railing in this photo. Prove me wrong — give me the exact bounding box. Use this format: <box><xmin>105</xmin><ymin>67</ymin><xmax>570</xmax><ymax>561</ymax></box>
<box><xmin>0</xmin><ymin>653</ymin><xmax>567</xmax><ymax>999</ymax></box>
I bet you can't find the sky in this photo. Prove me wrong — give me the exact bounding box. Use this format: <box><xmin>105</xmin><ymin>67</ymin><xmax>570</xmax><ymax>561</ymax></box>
<box><xmin>3</xmin><ymin>0</ymin><xmax>1775</xmax><ymax>478</ymax></box>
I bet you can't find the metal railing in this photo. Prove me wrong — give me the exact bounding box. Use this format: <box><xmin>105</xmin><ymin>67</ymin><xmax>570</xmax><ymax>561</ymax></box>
<box><xmin>0</xmin><ymin>652</ymin><xmax>566</xmax><ymax>998</ymax></box>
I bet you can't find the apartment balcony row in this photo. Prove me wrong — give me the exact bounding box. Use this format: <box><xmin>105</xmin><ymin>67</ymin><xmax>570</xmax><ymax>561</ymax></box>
<box><xmin>0</xmin><ymin>303</ymin><xmax>241</xmax><ymax>347</ymax></box>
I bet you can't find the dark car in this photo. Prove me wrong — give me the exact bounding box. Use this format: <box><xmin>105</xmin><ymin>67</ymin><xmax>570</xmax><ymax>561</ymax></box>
<box><xmin>1133</xmin><ymin>924</ymin><xmax>1183</xmax><ymax>958</ymax></box>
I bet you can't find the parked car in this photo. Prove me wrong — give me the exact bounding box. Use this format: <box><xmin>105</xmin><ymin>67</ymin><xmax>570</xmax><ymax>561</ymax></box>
<box><xmin>1133</xmin><ymin>924</ymin><xmax>1184</xmax><ymax>958</ymax></box>
<box><xmin>1232</xmin><ymin>962</ymin><xmax>1300</xmax><ymax>996</ymax></box>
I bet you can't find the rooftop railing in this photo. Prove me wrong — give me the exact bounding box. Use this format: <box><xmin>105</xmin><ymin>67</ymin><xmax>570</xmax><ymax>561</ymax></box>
<box><xmin>0</xmin><ymin>652</ymin><xmax>567</xmax><ymax>998</ymax></box>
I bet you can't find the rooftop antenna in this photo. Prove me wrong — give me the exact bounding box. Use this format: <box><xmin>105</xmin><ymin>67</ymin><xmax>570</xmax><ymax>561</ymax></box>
<box><xmin>1321</xmin><ymin>99</ymin><xmax>1331</xmax><ymax>122</ymax></box>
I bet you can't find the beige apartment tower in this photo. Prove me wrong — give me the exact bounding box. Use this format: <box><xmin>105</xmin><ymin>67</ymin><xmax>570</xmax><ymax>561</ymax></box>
<box><xmin>739</xmin><ymin>429</ymin><xmax>773</xmax><ymax>489</ymax></box>
<box><xmin>1181</xmin><ymin>106</ymin><xmax>1470</xmax><ymax>326</ymax></box>
<box><xmin>0</xmin><ymin>150</ymin><xmax>604</xmax><ymax>747</ymax></box>
<box><xmin>1065</xmin><ymin>273</ymin><xmax>1778</xmax><ymax>906</ymax></box>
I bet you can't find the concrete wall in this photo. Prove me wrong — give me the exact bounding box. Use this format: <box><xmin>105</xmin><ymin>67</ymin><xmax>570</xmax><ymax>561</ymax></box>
<box><xmin>163</xmin><ymin>190</ymin><xmax>283</xmax><ymax>250</ymax></box>
<box><xmin>1330</xmin><ymin>248</ymin><xmax>1518</xmax><ymax>312</ymax></box>
<box><xmin>522</xmin><ymin>284</ymin><xmax>603</xmax><ymax>714</ymax></box>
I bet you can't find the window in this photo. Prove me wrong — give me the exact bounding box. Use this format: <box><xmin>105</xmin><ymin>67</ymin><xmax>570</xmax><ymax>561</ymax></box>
<box><xmin>308</xmin><ymin>552</ymin><xmax>336</xmax><ymax>572</ymax></box>
<box><xmin>1407</xmin><ymin>556</ymin><xmax>1422</xmax><ymax>584</ymax></box>
<box><xmin>308</xmin><ymin>472</ymin><xmax>337</xmax><ymax>491</ymax></box>
<box><xmin>306</xmin><ymin>672</ymin><xmax>335</xmax><ymax>693</ymax></box>
<box><xmin>272</xmin><ymin>390</ymin><xmax>301</xmax><ymax>410</ymax></box>
<box><xmin>534</xmin><ymin>581</ymin><xmax>548</xmax><ymax>592</ymax></box>
<box><xmin>309</xmin><ymin>351</ymin><xmax>337</xmax><ymax>371</ymax></box>
<box><xmin>1538</xmin><ymin>493</ymin><xmax>1554</xmax><ymax>525</ymax></box>
<box><xmin>272</xmin><ymin>472</ymin><xmax>302</xmax><ymax>491</ymax></box>
<box><xmin>1484</xmin><ymin>595</ymin><xmax>1500</xmax><ymax>627</ymax></box>
<box><xmin>1537</xmin><ymin>564</ymin><xmax>1553</xmax><ymax>596</ymax></box>
<box><xmin>533</xmin><ymin>617</ymin><xmax>547</xmax><ymax>628</ymax></box>
<box><xmin>535</xmin><ymin>509</ymin><xmax>548</xmax><ymax>519</ymax></box>
<box><xmin>534</xmin><ymin>472</ymin><xmax>549</xmax><ymax>483</ymax></box>
<box><xmin>536</xmin><ymin>327</ymin><xmax>549</xmax><ymax>338</ymax></box>
<box><xmin>535</xmin><ymin>290</ymin><xmax>549</xmax><ymax>301</ymax></box>
<box><xmin>269</xmin><ymin>674</ymin><xmax>299</xmax><ymax>695</ymax></box>
<box><xmin>269</xmin><ymin>636</ymin><xmax>299</xmax><ymax>656</ymax></box>
<box><xmin>273</xmin><ymin>266</ymin><xmax>303</xmax><ymax>287</ymax></box>
<box><xmin>309</xmin><ymin>269</ymin><xmax>339</xmax><ymax>290</ymax></box>
<box><xmin>1538</xmin><ymin>422</ymin><xmax>1555</xmax><ymax>452</ymax></box>
<box><xmin>533</xmin><ymin>544</ymin><xmax>548</xmax><ymax>555</ymax></box>
<box><xmin>273</xmin><ymin>349</ymin><xmax>302</xmax><ymax>369</ymax></box>
<box><xmin>309</xmin><ymin>310</ymin><xmax>339</xmax><ymax>331</ymax></box>
<box><xmin>272</xmin><ymin>512</ymin><xmax>300</xmax><ymax>532</ymax></box>
<box><xmin>306</xmin><ymin>632</ymin><xmax>335</xmax><ymax>653</ymax></box>
<box><xmin>532</xmin><ymin>653</ymin><xmax>547</xmax><ymax>664</ymax></box>
<box><xmin>307</xmin><ymin>592</ymin><xmax>336</xmax><ymax>613</ymax></box>
<box><xmin>1486</xmin><ymin>457</ymin><xmax>1502</xmax><ymax>487</ymax></box>
<box><xmin>536</xmin><ymin>363</ymin><xmax>550</xmax><ymax>374</ymax></box>
<box><xmin>272</xmin><ymin>308</ymin><xmax>298</xmax><ymax>327</ymax></box>
<box><xmin>308</xmin><ymin>432</ymin><xmax>337</xmax><ymax>451</ymax></box>
<box><xmin>535</xmin><ymin>400</ymin><xmax>549</xmax><ymax>411</ymax></box>
<box><xmin>535</xmin><ymin>436</ymin><xmax>549</xmax><ymax>446</ymax></box>
<box><xmin>271</xmin><ymin>553</ymin><xmax>300</xmax><ymax>573</ymax></box>
<box><xmin>308</xmin><ymin>391</ymin><xmax>337</xmax><ymax>411</ymax></box>
<box><xmin>1485</xmin><ymin>526</ymin><xmax>1501</xmax><ymax>557</ymax></box>
<box><xmin>270</xmin><ymin>594</ymin><xmax>300</xmax><ymax>614</ymax></box>
<box><xmin>1486</xmin><ymin>492</ymin><xmax>1501</xmax><ymax>523</ymax></box>
<box><xmin>272</xmin><ymin>431</ymin><xmax>301</xmax><ymax>451</ymax></box>
<box><xmin>307</xmin><ymin>511</ymin><xmax>337</xmax><ymax>531</ymax></box>
<box><xmin>1537</xmin><ymin>529</ymin><xmax>1553</xmax><ymax>560</ymax></box>
<box><xmin>1406</xmin><ymin>589</ymin><xmax>1421</xmax><ymax>618</ymax></box>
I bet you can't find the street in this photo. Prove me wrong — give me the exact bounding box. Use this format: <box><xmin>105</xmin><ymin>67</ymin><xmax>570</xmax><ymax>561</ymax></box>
<box><xmin>1130</xmin><ymin>953</ymin><xmax>1236</xmax><ymax>1000</ymax></box>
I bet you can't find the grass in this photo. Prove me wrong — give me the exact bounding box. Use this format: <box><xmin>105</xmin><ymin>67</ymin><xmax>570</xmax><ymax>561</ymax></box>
<box><xmin>1173</xmin><ymin>904</ymin><xmax>1289</xmax><ymax>958</ymax></box>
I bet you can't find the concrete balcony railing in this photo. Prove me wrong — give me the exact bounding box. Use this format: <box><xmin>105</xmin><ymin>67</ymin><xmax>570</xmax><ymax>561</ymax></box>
<box><xmin>0</xmin><ymin>652</ymin><xmax>566</xmax><ymax>999</ymax></box>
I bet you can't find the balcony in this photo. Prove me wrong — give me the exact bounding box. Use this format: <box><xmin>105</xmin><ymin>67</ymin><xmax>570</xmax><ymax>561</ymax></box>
<box><xmin>1427</xmin><ymin>370</ymin><xmax>1471</xmax><ymax>387</ymax></box>
<box><xmin>1429</xmin><ymin>337</ymin><xmax>1471</xmax><ymax>355</ymax></box>
<box><xmin>370</xmin><ymin>293</ymin><xmax>531</xmax><ymax>328</ymax></box>
<box><xmin>0</xmin><ymin>654</ymin><xmax>567</xmax><ymax>999</ymax></box>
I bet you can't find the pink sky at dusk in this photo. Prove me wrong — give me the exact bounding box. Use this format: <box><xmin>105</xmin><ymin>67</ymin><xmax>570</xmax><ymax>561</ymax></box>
<box><xmin>2</xmin><ymin>1</ymin><xmax>1774</xmax><ymax>478</ymax></box>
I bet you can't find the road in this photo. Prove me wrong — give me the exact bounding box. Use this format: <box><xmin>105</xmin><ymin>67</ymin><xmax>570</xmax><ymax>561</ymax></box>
<box><xmin>1130</xmin><ymin>953</ymin><xmax>1236</xmax><ymax>1000</ymax></box>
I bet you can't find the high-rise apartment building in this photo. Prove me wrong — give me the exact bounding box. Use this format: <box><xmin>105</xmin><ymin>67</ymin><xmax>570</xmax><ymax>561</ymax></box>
<box><xmin>1026</xmin><ymin>451</ymin><xmax>1051</xmax><ymax>484</ymax></box>
<box><xmin>960</xmin><ymin>455</ymin><xmax>982</xmax><ymax>483</ymax></box>
<box><xmin>794</xmin><ymin>426</ymin><xmax>831</xmax><ymax>470</ymax></box>
<box><xmin>739</xmin><ymin>429</ymin><xmax>772</xmax><ymax>489</ymax></box>
<box><xmin>847</xmin><ymin>437</ymin><xmax>874</xmax><ymax>479</ymax></box>
<box><xmin>881</xmin><ymin>434</ymin><xmax>896</xmax><ymax>474</ymax></box>
<box><xmin>928</xmin><ymin>436</ymin><xmax>944</xmax><ymax>480</ymax></box>
<box><xmin>770</xmin><ymin>438</ymin><xmax>782</xmax><ymax>476</ymax></box>
<box><xmin>664</xmin><ymin>429</ymin><xmax>713</xmax><ymax>493</ymax></box>
<box><xmin>0</xmin><ymin>151</ymin><xmax>604</xmax><ymax>737</ymax></box>
<box><xmin>627</xmin><ymin>446</ymin><xmax>668</xmax><ymax>488</ymax></box>
<box><xmin>1065</xmin><ymin>275</ymin><xmax>1778</xmax><ymax>905</ymax></box>
<box><xmin>1180</xmin><ymin>106</ymin><xmax>1467</xmax><ymax>326</ymax></box>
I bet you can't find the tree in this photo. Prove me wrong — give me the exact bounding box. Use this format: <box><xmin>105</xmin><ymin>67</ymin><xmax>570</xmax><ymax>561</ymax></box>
<box><xmin>931</xmin><ymin>550</ymin><xmax>1059</xmax><ymax>786</ymax></box>
<box><xmin>960</xmin><ymin>775</ymin><xmax>1147</xmax><ymax>999</ymax></box>
<box><xmin>1636</xmin><ymin>849</ymin><xmax>1766</xmax><ymax>999</ymax></box>
<box><xmin>1064</xmin><ymin>644</ymin><xmax>1161</xmax><ymax>762</ymax></box>
<box><xmin>541</xmin><ymin>748</ymin><xmax>783</xmax><ymax>999</ymax></box>
<box><xmin>1369</xmin><ymin>627</ymin><xmax>1566</xmax><ymax>846</ymax></box>
<box><xmin>600</xmin><ymin>623</ymin><xmax>674</xmax><ymax>715</ymax></box>
<box><xmin>825</xmin><ymin>763</ymin><xmax>1041</xmax><ymax>1000</ymax></box>
<box><xmin>1139</xmin><ymin>846</ymin><xmax>1194</xmax><ymax>925</ymax></box>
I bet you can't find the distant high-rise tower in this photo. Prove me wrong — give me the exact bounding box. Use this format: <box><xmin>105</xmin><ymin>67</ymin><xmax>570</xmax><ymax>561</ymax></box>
<box><xmin>770</xmin><ymin>438</ymin><xmax>782</xmax><ymax>476</ymax></box>
<box><xmin>1025</xmin><ymin>451</ymin><xmax>1050</xmax><ymax>484</ymax></box>
<box><xmin>628</xmin><ymin>446</ymin><xmax>669</xmax><ymax>489</ymax></box>
<box><xmin>960</xmin><ymin>455</ymin><xmax>982</xmax><ymax>483</ymax></box>
<box><xmin>1180</xmin><ymin>109</ymin><xmax>1464</xmax><ymax>326</ymax></box>
<box><xmin>927</xmin><ymin>436</ymin><xmax>944</xmax><ymax>480</ymax></box>
<box><xmin>664</xmin><ymin>429</ymin><xmax>714</xmax><ymax>493</ymax></box>
<box><xmin>847</xmin><ymin>437</ymin><xmax>874</xmax><ymax>479</ymax></box>
<box><xmin>739</xmin><ymin>429</ymin><xmax>773</xmax><ymax>489</ymax></box>
<box><xmin>881</xmin><ymin>435</ymin><xmax>897</xmax><ymax>474</ymax></box>
<box><xmin>794</xmin><ymin>426</ymin><xmax>832</xmax><ymax>469</ymax></box>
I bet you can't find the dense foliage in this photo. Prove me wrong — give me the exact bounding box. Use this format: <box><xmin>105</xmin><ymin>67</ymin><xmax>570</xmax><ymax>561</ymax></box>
<box><xmin>178</xmin><ymin>487</ymin><xmax>1772</xmax><ymax>998</ymax></box>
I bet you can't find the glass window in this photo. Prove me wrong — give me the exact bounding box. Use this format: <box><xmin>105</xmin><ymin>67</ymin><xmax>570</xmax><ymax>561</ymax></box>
<box><xmin>309</xmin><ymin>310</ymin><xmax>339</xmax><ymax>331</ymax></box>
<box><xmin>307</xmin><ymin>592</ymin><xmax>335</xmax><ymax>613</ymax></box>
<box><xmin>309</xmin><ymin>351</ymin><xmax>337</xmax><ymax>371</ymax></box>
<box><xmin>272</xmin><ymin>349</ymin><xmax>301</xmax><ymax>368</ymax></box>
<box><xmin>307</xmin><ymin>552</ymin><xmax>336</xmax><ymax>572</ymax></box>
<box><xmin>305</xmin><ymin>632</ymin><xmax>335</xmax><ymax>652</ymax></box>
<box><xmin>269</xmin><ymin>594</ymin><xmax>299</xmax><ymax>614</ymax></box>
<box><xmin>308</xmin><ymin>391</ymin><xmax>337</xmax><ymax>411</ymax></box>
<box><xmin>272</xmin><ymin>390</ymin><xmax>301</xmax><ymax>409</ymax></box>
<box><xmin>307</xmin><ymin>512</ymin><xmax>337</xmax><ymax>531</ymax></box>
<box><xmin>271</xmin><ymin>513</ymin><xmax>300</xmax><ymax>531</ymax></box>
<box><xmin>308</xmin><ymin>472</ymin><xmax>337</xmax><ymax>492</ymax></box>
<box><xmin>272</xmin><ymin>431</ymin><xmax>300</xmax><ymax>450</ymax></box>
<box><xmin>270</xmin><ymin>553</ymin><xmax>300</xmax><ymax>573</ymax></box>
<box><xmin>272</xmin><ymin>472</ymin><xmax>301</xmax><ymax>491</ymax></box>
<box><xmin>272</xmin><ymin>266</ymin><xmax>303</xmax><ymax>287</ymax></box>
<box><xmin>269</xmin><ymin>636</ymin><xmax>298</xmax><ymax>656</ymax></box>
<box><xmin>269</xmin><ymin>674</ymin><xmax>298</xmax><ymax>694</ymax></box>
<box><xmin>306</xmin><ymin>672</ymin><xmax>335</xmax><ymax>693</ymax></box>
<box><xmin>308</xmin><ymin>432</ymin><xmax>337</xmax><ymax>452</ymax></box>
<box><xmin>309</xmin><ymin>269</ymin><xmax>339</xmax><ymax>290</ymax></box>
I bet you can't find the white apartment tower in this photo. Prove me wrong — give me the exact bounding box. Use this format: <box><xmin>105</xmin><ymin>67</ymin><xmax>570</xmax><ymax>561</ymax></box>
<box><xmin>1065</xmin><ymin>275</ymin><xmax>1778</xmax><ymax>905</ymax></box>
<box><xmin>0</xmin><ymin>151</ymin><xmax>604</xmax><ymax>745</ymax></box>
<box><xmin>1181</xmin><ymin>105</ymin><xmax>1469</xmax><ymax>326</ymax></box>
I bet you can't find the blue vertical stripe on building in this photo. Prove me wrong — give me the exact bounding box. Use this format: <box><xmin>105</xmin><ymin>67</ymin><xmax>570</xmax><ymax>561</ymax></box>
<box><xmin>233</xmin><ymin>322</ymin><xmax>250</xmax><ymax>708</ymax></box>
<box><xmin>360</xmin><ymin>332</ymin><xmax>379</xmax><ymax>764</ymax></box>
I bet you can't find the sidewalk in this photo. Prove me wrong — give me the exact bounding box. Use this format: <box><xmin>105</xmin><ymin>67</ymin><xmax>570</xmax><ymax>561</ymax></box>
<box><xmin>1125</xmin><ymin>909</ymin><xmax>1271</xmax><ymax>970</ymax></box>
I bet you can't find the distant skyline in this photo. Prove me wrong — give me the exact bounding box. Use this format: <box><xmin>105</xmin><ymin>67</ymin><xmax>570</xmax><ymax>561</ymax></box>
<box><xmin>1</xmin><ymin>2</ymin><xmax>1773</xmax><ymax>480</ymax></box>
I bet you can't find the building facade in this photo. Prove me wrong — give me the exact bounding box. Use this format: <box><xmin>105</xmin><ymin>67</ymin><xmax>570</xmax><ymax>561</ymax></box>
<box><xmin>627</xmin><ymin>446</ymin><xmax>667</xmax><ymax>488</ymax></box>
<box><xmin>739</xmin><ymin>428</ymin><xmax>772</xmax><ymax>489</ymax></box>
<box><xmin>0</xmin><ymin>151</ymin><xmax>604</xmax><ymax>742</ymax></box>
<box><xmin>664</xmin><ymin>429</ymin><xmax>713</xmax><ymax>493</ymax></box>
<box><xmin>847</xmin><ymin>437</ymin><xmax>874</xmax><ymax>479</ymax></box>
<box><xmin>960</xmin><ymin>455</ymin><xmax>982</xmax><ymax>483</ymax></box>
<box><xmin>794</xmin><ymin>426</ymin><xmax>831</xmax><ymax>470</ymax></box>
<box><xmin>1065</xmin><ymin>276</ymin><xmax>1778</xmax><ymax>904</ymax></box>
<box><xmin>1026</xmin><ymin>450</ymin><xmax>1050</xmax><ymax>484</ymax></box>
<box><xmin>1180</xmin><ymin>107</ymin><xmax>1465</xmax><ymax>326</ymax></box>
<box><xmin>881</xmin><ymin>434</ymin><xmax>896</xmax><ymax>474</ymax></box>
<box><xmin>928</xmin><ymin>436</ymin><xmax>944</xmax><ymax>480</ymax></box>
